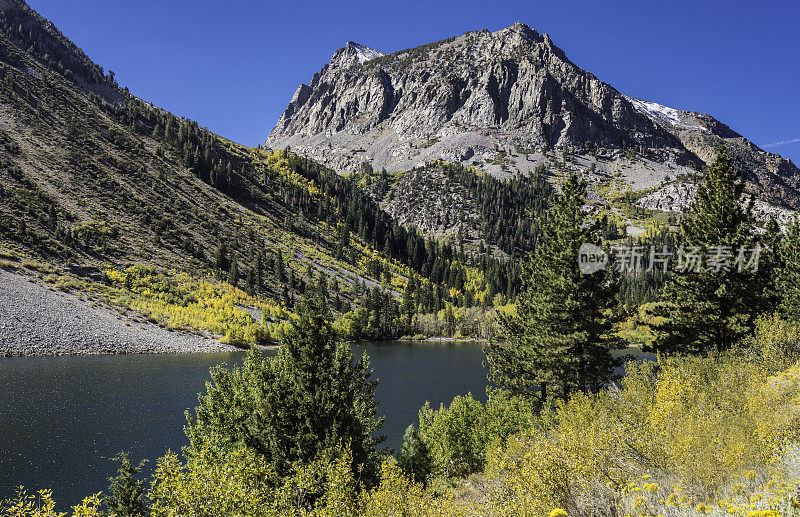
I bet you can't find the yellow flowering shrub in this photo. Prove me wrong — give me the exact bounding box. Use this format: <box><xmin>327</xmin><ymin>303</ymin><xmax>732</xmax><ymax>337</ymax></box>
<box><xmin>0</xmin><ymin>490</ymin><xmax>102</xmax><ymax>517</ymax></box>
<box><xmin>482</xmin><ymin>433</ymin><xmax>572</xmax><ymax>516</ymax></box>
<box><xmin>149</xmin><ymin>444</ymin><xmax>275</xmax><ymax>517</ymax></box>
<box><xmin>749</xmin><ymin>314</ymin><xmax>800</xmax><ymax>369</ymax></box>
<box><xmin>476</xmin><ymin>356</ymin><xmax>800</xmax><ymax>516</ymax></box>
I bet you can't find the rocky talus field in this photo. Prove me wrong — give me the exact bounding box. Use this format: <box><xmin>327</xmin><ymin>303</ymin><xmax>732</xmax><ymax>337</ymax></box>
<box><xmin>0</xmin><ymin>270</ymin><xmax>235</xmax><ymax>356</ymax></box>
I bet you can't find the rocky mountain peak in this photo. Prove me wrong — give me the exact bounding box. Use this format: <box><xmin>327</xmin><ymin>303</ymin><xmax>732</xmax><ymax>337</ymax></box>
<box><xmin>494</xmin><ymin>21</ymin><xmax>541</xmax><ymax>45</ymax></box>
<box><xmin>266</xmin><ymin>24</ymin><xmax>800</xmax><ymax>210</ymax></box>
<box><xmin>267</xmin><ymin>23</ymin><xmax>689</xmax><ymax>172</ymax></box>
<box><xmin>329</xmin><ymin>41</ymin><xmax>384</xmax><ymax>70</ymax></box>
<box><xmin>507</xmin><ymin>21</ymin><xmax>535</xmax><ymax>33</ymax></box>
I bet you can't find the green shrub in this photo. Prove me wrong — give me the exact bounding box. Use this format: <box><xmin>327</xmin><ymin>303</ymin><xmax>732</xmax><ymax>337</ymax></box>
<box><xmin>72</xmin><ymin>220</ymin><xmax>118</xmax><ymax>250</ymax></box>
<box><xmin>417</xmin><ymin>389</ymin><xmax>535</xmax><ymax>478</ymax></box>
<box><xmin>103</xmin><ymin>452</ymin><xmax>147</xmax><ymax>517</ymax></box>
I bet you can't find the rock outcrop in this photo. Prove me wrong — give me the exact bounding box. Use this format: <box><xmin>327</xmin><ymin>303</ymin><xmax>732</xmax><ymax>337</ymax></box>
<box><xmin>636</xmin><ymin>182</ymin><xmax>796</xmax><ymax>226</ymax></box>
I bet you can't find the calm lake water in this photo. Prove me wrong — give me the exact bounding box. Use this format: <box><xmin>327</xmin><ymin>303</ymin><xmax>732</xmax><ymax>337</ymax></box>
<box><xmin>0</xmin><ymin>342</ymin><xmax>654</xmax><ymax>508</ymax></box>
<box><xmin>0</xmin><ymin>341</ymin><xmax>490</xmax><ymax>507</ymax></box>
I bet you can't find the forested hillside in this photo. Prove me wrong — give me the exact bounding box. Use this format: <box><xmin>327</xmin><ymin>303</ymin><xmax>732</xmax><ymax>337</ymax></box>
<box><xmin>0</xmin><ymin>0</ymin><xmax>541</xmax><ymax>345</ymax></box>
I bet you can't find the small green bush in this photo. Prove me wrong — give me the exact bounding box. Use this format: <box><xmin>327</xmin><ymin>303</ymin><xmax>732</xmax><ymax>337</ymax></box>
<box><xmin>417</xmin><ymin>389</ymin><xmax>535</xmax><ymax>478</ymax></box>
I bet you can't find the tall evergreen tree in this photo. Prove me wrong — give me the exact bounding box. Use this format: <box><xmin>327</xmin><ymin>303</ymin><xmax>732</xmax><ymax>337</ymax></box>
<box><xmin>227</xmin><ymin>252</ymin><xmax>238</xmax><ymax>287</ymax></box>
<box><xmin>214</xmin><ymin>243</ymin><xmax>229</xmax><ymax>274</ymax></box>
<box><xmin>651</xmin><ymin>147</ymin><xmax>771</xmax><ymax>355</ymax></box>
<box><xmin>396</xmin><ymin>425</ymin><xmax>433</xmax><ymax>486</ymax></box>
<box><xmin>188</xmin><ymin>292</ymin><xmax>385</xmax><ymax>484</ymax></box>
<box><xmin>401</xmin><ymin>278</ymin><xmax>416</xmax><ymax>331</ymax></box>
<box><xmin>245</xmin><ymin>267</ymin><xmax>256</xmax><ymax>295</ymax></box>
<box><xmin>255</xmin><ymin>252</ymin><xmax>264</xmax><ymax>287</ymax></box>
<box><xmin>317</xmin><ymin>272</ymin><xmax>329</xmax><ymax>299</ymax></box>
<box><xmin>485</xmin><ymin>173</ymin><xmax>620</xmax><ymax>403</ymax></box>
<box><xmin>777</xmin><ymin>218</ymin><xmax>800</xmax><ymax>320</ymax></box>
<box><xmin>276</xmin><ymin>249</ymin><xmax>287</xmax><ymax>283</ymax></box>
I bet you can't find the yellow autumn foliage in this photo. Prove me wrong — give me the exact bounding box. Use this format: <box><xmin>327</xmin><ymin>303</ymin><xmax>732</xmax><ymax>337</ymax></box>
<box><xmin>104</xmin><ymin>266</ymin><xmax>290</xmax><ymax>346</ymax></box>
<box><xmin>5</xmin><ymin>333</ymin><xmax>800</xmax><ymax>517</ymax></box>
<box><xmin>0</xmin><ymin>490</ymin><xmax>103</xmax><ymax>517</ymax></box>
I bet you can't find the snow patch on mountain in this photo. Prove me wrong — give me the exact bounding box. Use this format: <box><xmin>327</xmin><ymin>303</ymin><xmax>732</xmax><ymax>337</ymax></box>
<box><xmin>328</xmin><ymin>42</ymin><xmax>385</xmax><ymax>70</ymax></box>
<box><xmin>349</xmin><ymin>42</ymin><xmax>384</xmax><ymax>64</ymax></box>
<box><xmin>625</xmin><ymin>95</ymin><xmax>706</xmax><ymax>132</ymax></box>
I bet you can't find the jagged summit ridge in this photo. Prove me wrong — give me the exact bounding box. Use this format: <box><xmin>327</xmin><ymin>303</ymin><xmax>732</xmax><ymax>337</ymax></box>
<box><xmin>267</xmin><ymin>22</ymin><xmax>696</xmax><ymax>180</ymax></box>
<box><xmin>266</xmin><ymin>22</ymin><xmax>800</xmax><ymax>210</ymax></box>
<box><xmin>271</xmin><ymin>22</ymin><xmax>643</xmax><ymax>143</ymax></box>
<box><xmin>330</xmin><ymin>41</ymin><xmax>385</xmax><ymax>69</ymax></box>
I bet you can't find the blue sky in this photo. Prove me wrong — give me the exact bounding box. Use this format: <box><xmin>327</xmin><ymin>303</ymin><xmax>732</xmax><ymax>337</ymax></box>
<box><xmin>26</xmin><ymin>0</ymin><xmax>800</xmax><ymax>165</ymax></box>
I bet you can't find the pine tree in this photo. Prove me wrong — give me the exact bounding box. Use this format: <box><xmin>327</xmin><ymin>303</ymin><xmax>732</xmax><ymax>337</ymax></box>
<box><xmin>317</xmin><ymin>272</ymin><xmax>329</xmax><ymax>299</ymax></box>
<box><xmin>396</xmin><ymin>425</ymin><xmax>432</xmax><ymax>486</ymax></box>
<box><xmin>276</xmin><ymin>249</ymin><xmax>287</xmax><ymax>283</ymax></box>
<box><xmin>255</xmin><ymin>253</ymin><xmax>264</xmax><ymax>288</ymax></box>
<box><xmin>401</xmin><ymin>279</ymin><xmax>416</xmax><ymax>331</ymax></box>
<box><xmin>103</xmin><ymin>452</ymin><xmax>147</xmax><ymax>517</ymax></box>
<box><xmin>777</xmin><ymin>218</ymin><xmax>800</xmax><ymax>320</ymax></box>
<box><xmin>651</xmin><ymin>147</ymin><xmax>770</xmax><ymax>355</ymax></box>
<box><xmin>189</xmin><ymin>292</ymin><xmax>385</xmax><ymax>484</ymax></box>
<box><xmin>227</xmin><ymin>252</ymin><xmax>238</xmax><ymax>287</ymax></box>
<box><xmin>485</xmin><ymin>173</ymin><xmax>621</xmax><ymax>403</ymax></box>
<box><xmin>214</xmin><ymin>243</ymin><xmax>229</xmax><ymax>271</ymax></box>
<box><xmin>245</xmin><ymin>268</ymin><xmax>256</xmax><ymax>295</ymax></box>
<box><xmin>282</xmin><ymin>285</ymin><xmax>290</xmax><ymax>308</ymax></box>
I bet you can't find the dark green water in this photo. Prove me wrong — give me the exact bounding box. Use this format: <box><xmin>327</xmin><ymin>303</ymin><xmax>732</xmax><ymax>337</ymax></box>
<box><xmin>0</xmin><ymin>341</ymin><xmax>489</xmax><ymax>507</ymax></box>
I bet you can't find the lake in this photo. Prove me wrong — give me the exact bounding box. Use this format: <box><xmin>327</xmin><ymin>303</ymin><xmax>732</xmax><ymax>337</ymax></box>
<box><xmin>0</xmin><ymin>341</ymin><xmax>490</xmax><ymax>507</ymax></box>
<box><xmin>0</xmin><ymin>342</ymin><xmax>654</xmax><ymax>508</ymax></box>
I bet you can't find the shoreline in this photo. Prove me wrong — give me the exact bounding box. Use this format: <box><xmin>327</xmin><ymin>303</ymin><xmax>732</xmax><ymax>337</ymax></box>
<box><xmin>0</xmin><ymin>269</ymin><xmax>242</xmax><ymax>357</ymax></box>
<box><xmin>0</xmin><ymin>269</ymin><xmax>485</xmax><ymax>357</ymax></box>
<box><xmin>403</xmin><ymin>336</ymin><xmax>488</xmax><ymax>344</ymax></box>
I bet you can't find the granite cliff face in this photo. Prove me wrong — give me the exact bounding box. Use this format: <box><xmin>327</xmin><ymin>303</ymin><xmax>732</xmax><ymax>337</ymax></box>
<box><xmin>267</xmin><ymin>23</ymin><xmax>800</xmax><ymax>210</ymax></box>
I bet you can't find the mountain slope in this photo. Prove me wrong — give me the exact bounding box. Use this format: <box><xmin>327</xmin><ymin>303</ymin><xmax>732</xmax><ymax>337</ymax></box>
<box><xmin>266</xmin><ymin>23</ymin><xmax>800</xmax><ymax>211</ymax></box>
<box><xmin>0</xmin><ymin>2</ymin><xmax>395</xmax><ymax>325</ymax></box>
<box><xmin>0</xmin><ymin>0</ymin><xmax>528</xmax><ymax>347</ymax></box>
<box><xmin>624</xmin><ymin>96</ymin><xmax>800</xmax><ymax>210</ymax></box>
<box><xmin>0</xmin><ymin>15</ymin><xmax>297</xmax><ymax>293</ymax></box>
